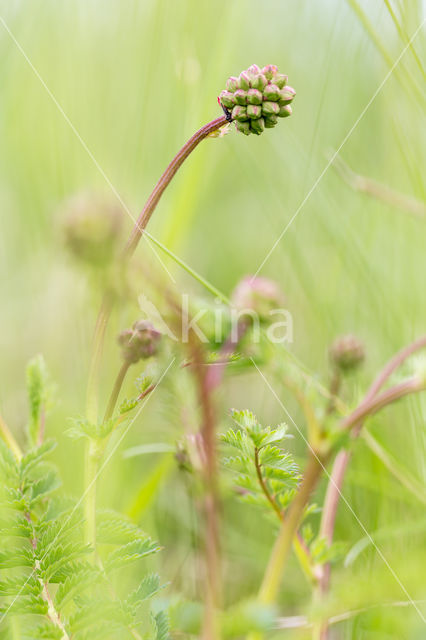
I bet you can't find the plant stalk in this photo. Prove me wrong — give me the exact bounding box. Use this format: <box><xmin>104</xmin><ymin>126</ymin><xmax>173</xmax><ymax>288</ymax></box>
<box><xmin>0</xmin><ymin>413</ymin><xmax>22</xmax><ymax>461</ymax></box>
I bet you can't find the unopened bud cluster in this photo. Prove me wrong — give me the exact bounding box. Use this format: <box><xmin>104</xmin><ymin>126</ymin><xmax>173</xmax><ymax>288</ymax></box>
<box><xmin>118</xmin><ymin>320</ymin><xmax>161</xmax><ymax>364</ymax></box>
<box><xmin>330</xmin><ymin>334</ymin><xmax>365</xmax><ymax>372</ymax></box>
<box><xmin>231</xmin><ymin>276</ymin><xmax>285</xmax><ymax>320</ymax></box>
<box><xmin>219</xmin><ymin>64</ymin><xmax>295</xmax><ymax>136</ymax></box>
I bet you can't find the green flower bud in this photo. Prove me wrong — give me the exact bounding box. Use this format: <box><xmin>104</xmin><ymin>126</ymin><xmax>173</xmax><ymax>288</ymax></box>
<box><xmin>262</xmin><ymin>64</ymin><xmax>278</xmax><ymax>80</ymax></box>
<box><xmin>118</xmin><ymin>320</ymin><xmax>162</xmax><ymax>364</ymax></box>
<box><xmin>247</xmin><ymin>88</ymin><xmax>263</xmax><ymax>105</ymax></box>
<box><xmin>329</xmin><ymin>335</ymin><xmax>365</xmax><ymax>373</ymax></box>
<box><xmin>262</xmin><ymin>101</ymin><xmax>280</xmax><ymax>116</ymax></box>
<box><xmin>234</xmin><ymin>89</ymin><xmax>248</xmax><ymax>105</ymax></box>
<box><xmin>250</xmin><ymin>117</ymin><xmax>265</xmax><ymax>135</ymax></box>
<box><xmin>226</xmin><ymin>76</ymin><xmax>239</xmax><ymax>92</ymax></box>
<box><xmin>278</xmin><ymin>105</ymin><xmax>292</xmax><ymax>118</ymax></box>
<box><xmin>235</xmin><ymin>120</ymin><xmax>251</xmax><ymax>135</ymax></box>
<box><xmin>264</xmin><ymin>115</ymin><xmax>278</xmax><ymax>128</ymax></box>
<box><xmin>232</xmin><ymin>105</ymin><xmax>248</xmax><ymax>121</ymax></box>
<box><xmin>272</xmin><ymin>73</ymin><xmax>288</xmax><ymax>88</ymax></box>
<box><xmin>219</xmin><ymin>90</ymin><xmax>235</xmax><ymax>108</ymax></box>
<box><xmin>60</xmin><ymin>191</ymin><xmax>123</xmax><ymax>269</ymax></box>
<box><xmin>238</xmin><ymin>72</ymin><xmax>251</xmax><ymax>91</ymax></box>
<box><xmin>263</xmin><ymin>84</ymin><xmax>281</xmax><ymax>101</ymax></box>
<box><xmin>278</xmin><ymin>86</ymin><xmax>296</xmax><ymax>105</ymax></box>
<box><xmin>219</xmin><ymin>64</ymin><xmax>295</xmax><ymax>135</ymax></box>
<box><xmin>247</xmin><ymin>104</ymin><xmax>262</xmax><ymax>119</ymax></box>
<box><xmin>251</xmin><ymin>73</ymin><xmax>268</xmax><ymax>91</ymax></box>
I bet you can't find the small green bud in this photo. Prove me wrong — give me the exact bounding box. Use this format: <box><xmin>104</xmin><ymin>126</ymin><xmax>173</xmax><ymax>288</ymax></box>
<box><xmin>219</xmin><ymin>90</ymin><xmax>235</xmax><ymax>108</ymax></box>
<box><xmin>247</xmin><ymin>104</ymin><xmax>262</xmax><ymax>119</ymax></box>
<box><xmin>264</xmin><ymin>115</ymin><xmax>278</xmax><ymax>128</ymax></box>
<box><xmin>232</xmin><ymin>105</ymin><xmax>248</xmax><ymax>121</ymax></box>
<box><xmin>272</xmin><ymin>73</ymin><xmax>288</xmax><ymax>88</ymax></box>
<box><xmin>262</xmin><ymin>64</ymin><xmax>278</xmax><ymax>80</ymax></box>
<box><xmin>278</xmin><ymin>86</ymin><xmax>296</xmax><ymax>105</ymax></box>
<box><xmin>250</xmin><ymin>117</ymin><xmax>265</xmax><ymax>135</ymax></box>
<box><xmin>278</xmin><ymin>105</ymin><xmax>292</xmax><ymax>118</ymax></box>
<box><xmin>238</xmin><ymin>72</ymin><xmax>251</xmax><ymax>91</ymax></box>
<box><xmin>226</xmin><ymin>76</ymin><xmax>239</xmax><ymax>92</ymax></box>
<box><xmin>118</xmin><ymin>320</ymin><xmax>162</xmax><ymax>364</ymax></box>
<box><xmin>251</xmin><ymin>73</ymin><xmax>268</xmax><ymax>91</ymax></box>
<box><xmin>246</xmin><ymin>88</ymin><xmax>263</xmax><ymax>105</ymax></box>
<box><xmin>262</xmin><ymin>101</ymin><xmax>280</xmax><ymax>116</ymax></box>
<box><xmin>329</xmin><ymin>334</ymin><xmax>365</xmax><ymax>373</ymax></box>
<box><xmin>263</xmin><ymin>84</ymin><xmax>281</xmax><ymax>101</ymax></box>
<box><xmin>234</xmin><ymin>89</ymin><xmax>248</xmax><ymax>105</ymax></box>
<box><xmin>235</xmin><ymin>120</ymin><xmax>251</xmax><ymax>135</ymax></box>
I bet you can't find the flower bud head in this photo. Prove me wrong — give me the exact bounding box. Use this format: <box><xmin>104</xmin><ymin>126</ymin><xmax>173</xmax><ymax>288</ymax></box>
<box><xmin>61</xmin><ymin>191</ymin><xmax>123</xmax><ymax>268</ymax></box>
<box><xmin>329</xmin><ymin>334</ymin><xmax>365</xmax><ymax>372</ymax></box>
<box><xmin>118</xmin><ymin>320</ymin><xmax>162</xmax><ymax>364</ymax></box>
<box><xmin>231</xmin><ymin>276</ymin><xmax>285</xmax><ymax>320</ymax></box>
<box><xmin>219</xmin><ymin>64</ymin><xmax>295</xmax><ymax>136</ymax></box>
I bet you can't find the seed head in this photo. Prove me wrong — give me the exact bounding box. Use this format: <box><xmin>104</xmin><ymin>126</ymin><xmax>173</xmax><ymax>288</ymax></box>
<box><xmin>118</xmin><ymin>320</ymin><xmax>162</xmax><ymax>364</ymax></box>
<box><xmin>219</xmin><ymin>64</ymin><xmax>295</xmax><ymax>136</ymax></box>
<box><xmin>61</xmin><ymin>191</ymin><xmax>123</xmax><ymax>267</ymax></box>
<box><xmin>329</xmin><ymin>335</ymin><xmax>365</xmax><ymax>372</ymax></box>
<box><xmin>231</xmin><ymin>276</ymin><xmax>285</xmax><ymax>320</ymax></box>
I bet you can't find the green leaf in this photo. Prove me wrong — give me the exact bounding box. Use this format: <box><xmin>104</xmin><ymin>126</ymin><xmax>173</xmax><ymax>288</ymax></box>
<box><xmin>104</xmin><ymin>538</ymin><xmax>161</xmax><ymax>572</ymax></box>
<box><xmin>30</xmin><ymin>469</ymin><xmax>61</xmax><ymax>503</ymax></box>
<box><xmin>153</xmin><ymin>609</ymin><xmax>169</xmax><ymax>640</ymax></box>
<box><xmin>126</xmin><ymin>573</ymin><xmax>166</xmax><ymax>609</ymax></box>
<box><xmin>26</xmin><ymin>355</ymin><xmax>55</xmax><ymax>447</ymax></box>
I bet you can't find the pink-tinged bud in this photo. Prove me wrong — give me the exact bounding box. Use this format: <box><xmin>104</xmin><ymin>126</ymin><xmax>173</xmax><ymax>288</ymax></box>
<box><xmin>264</xmin><ymin>114</ymin><xmax>278</xmax><ymax>128</ymax></box>
<box><xmin>238</xmin><ymin>72</ymin><xmax>251</xmax><ymax>91</ymax></box>
<box><xmin>233</xmin><ymin>89</ymin><xmax>248</xmax><ymax>105</ymax></box>
<box><xmin>219</xmin><ymin>90</ymin><xmax>235</xmax><ymax>109</ymax></box>
<box><xmin>250</xmin><ymin>117</ymin><xmax>265</xmax><ymax>135</ymax></box>
<box><xmin>226</xmin><ymin>76</ymin><xmax>239</xmax><ymax>92</ymax></box>
<box><xmin>273</xmin><ymin>73</ymin><xmax>288</xmax><ymax>88</ymax></box>
<box><xmin>278</xmin><ymin>105</ymin><xmax>292</xmax><ymax>118</ymax></box>
<box><xmin>278</xmin><ymin>86</ymin><xmax>296</xmax><ymax>105</ymax></box>
<box><xmin>247</xmin><ymin>64</ymin><xmax>261</xmax><ymax>76</ymax></box>
<box><xmin>251</xmin><ymin>74</ymin><xmax>268</xmax><ymax>91</ymax></box>
<box><xmin>231</xmin><ymin>276</ymin><xmax>285</xmax><ymax>319</ymax></box>
<box><xmin>247</xmin><ymin>88</ymin><xmax>263</xmax><ymax>105</ymax></box>
<box><xmin>262</xmin><ymin>65</ymin><xmax>278</xmax><ymax>80</ymax></box>
<box><xmin>247</xmin><ymin>104</ymin><xmax>262</xmax><ymax>119</ymax></box>
<box><xmin>235</xmin><ymin>120</ymin><xmax>251</xmax><ymax>135</ymax></box>
<box><xmin>329</xmin><ymin>334</ymin><xmax>365</xmax><ymax>372</ymax></box>
<box><xmin>263</xmin><ymin>84</ymin><xmax>281</xmax><ymax>101</ymax></box>
<box><xmin>262</xmin><ymin>101</ymin><xmax>280</xmax><ymax>116</ymax></box>
<box><xmin>118</xmin><ymin>320</ymin><xmax>162</xmax><ymax>363</ymax></box>
<box><xmin>232</xmin><ymin>105</ymin><xmax>248</xmax><ymax>121</ymax></box>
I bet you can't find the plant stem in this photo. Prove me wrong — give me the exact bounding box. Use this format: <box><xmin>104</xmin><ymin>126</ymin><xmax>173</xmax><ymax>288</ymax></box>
<box><xmin>123</xmin><ymin>115</ymin><xmax>227</xmax><ymax>259</ymax></box>
<box><xmin>0</xmin><ymin>412</ymin><xmax>22</xmax><ymax>461</ymax></box>
<box><xmin>104</xmin><ymin>361</ymin><xmax>131</xmax><ymax>422</ymax></box>
<box><xmin>258</xmin><ymin>454</ymin><xmax>324</xmax><ymax>605</ymax></box>
<box><xmin>84</xmin><ymin>439</ymin><xmax>103</xmax><ymax>547</ymax></box>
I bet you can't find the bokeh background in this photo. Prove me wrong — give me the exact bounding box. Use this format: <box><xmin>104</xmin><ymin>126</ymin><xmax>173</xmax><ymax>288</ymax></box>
<box><xmin>0</xmin><ymin>0</ymin><xmax>425</xmax><ymax>637</ymax></box>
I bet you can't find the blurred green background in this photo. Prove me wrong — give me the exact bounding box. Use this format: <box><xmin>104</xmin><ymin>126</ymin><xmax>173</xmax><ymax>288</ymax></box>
<box><xmin>0</xmin><ymin>0</ymin><xmax>425</xmax><ymax>637</ymax></box>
